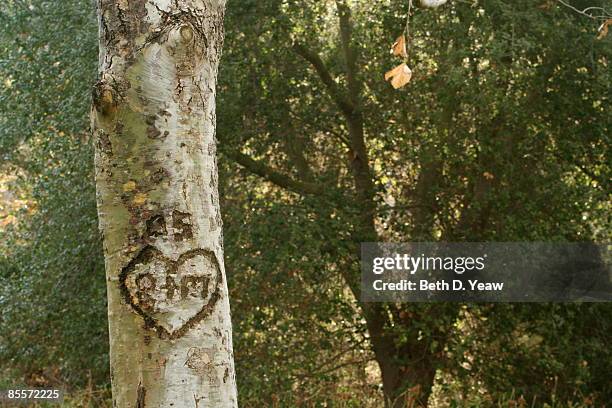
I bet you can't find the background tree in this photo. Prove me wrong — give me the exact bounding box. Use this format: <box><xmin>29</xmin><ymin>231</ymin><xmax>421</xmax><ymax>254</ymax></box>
<box><xmin>219</xmin><ymin>0</ymin><xmax>610</xmax><ymax>405</ymax></box>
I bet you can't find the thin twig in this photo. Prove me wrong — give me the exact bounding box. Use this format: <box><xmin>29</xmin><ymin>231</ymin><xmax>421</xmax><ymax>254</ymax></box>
<box><xmin>404</xmin><ymin>0</ymin><xmax>414</xmax><ymax>40</ymax></box>
<box><xmin>556</xmin><ymin>0</ymin><xmax>612</xmax><ymax>21</ymax></box>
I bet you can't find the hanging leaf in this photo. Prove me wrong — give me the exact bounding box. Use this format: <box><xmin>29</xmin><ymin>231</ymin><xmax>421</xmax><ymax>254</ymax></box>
<box><xmin>384</xmin><ymin>63</ymin><xmax>412</xmax><ymax>89</ymax></box>
<box><xmin>597</xmin><ymin>19</ymin><xmax>611</xmax><ymax>40</ymax></box>
<box><xmin>390</xmin><ymin>35</ymin><xmax>407</xmax><ymax>58</ymax></box>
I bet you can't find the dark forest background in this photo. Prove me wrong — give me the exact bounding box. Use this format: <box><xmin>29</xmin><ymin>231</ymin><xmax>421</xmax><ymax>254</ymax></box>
<box><xmin>0</xmin><ymin>0</ymin><xmax>610</xmax><ymax>406</ymax></box>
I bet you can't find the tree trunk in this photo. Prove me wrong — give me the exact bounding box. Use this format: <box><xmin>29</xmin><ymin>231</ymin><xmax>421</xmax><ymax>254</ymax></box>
<box><xmin>91</xmin><ymin>1</ymin><xmax>237</xmax><ymax>406</ymax></box>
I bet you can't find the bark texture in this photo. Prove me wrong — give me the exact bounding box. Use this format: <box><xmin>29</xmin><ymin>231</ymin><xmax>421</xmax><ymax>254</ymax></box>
<box><xmin>92</xmin><ymin>1</ymin><xmax>237</xmax><ymax>406</ymax></box>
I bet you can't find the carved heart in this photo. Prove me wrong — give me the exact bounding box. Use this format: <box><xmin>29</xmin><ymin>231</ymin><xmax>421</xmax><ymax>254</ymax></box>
<box><xmin>119</xmin><ymin>246</ymin><xmax>222</xmax><ymax>339</ymax></box>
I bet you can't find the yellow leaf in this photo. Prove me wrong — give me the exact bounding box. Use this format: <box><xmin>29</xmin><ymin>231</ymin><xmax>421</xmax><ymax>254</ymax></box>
<box><xmin>384</xmin><ymin>63</ymin><xmax>412</xmax><ymax>89</ymax></box>
<box><xmin>133</xmin><ymin>193</ymin><xmax>147</xmax><ymax>206</ymax></box>
<box><xmin>123</xmin><ymin>180</ymin><xmax>136</xmax><ymax>192</ymax></box>
<box><xmin>390</xmin><ymin>35</ymin><xmax>407</xmax><ymax>58</ymax></box>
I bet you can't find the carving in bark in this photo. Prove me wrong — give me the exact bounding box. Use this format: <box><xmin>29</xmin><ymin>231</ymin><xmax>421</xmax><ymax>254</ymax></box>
<box><xmin>91</xmin><ymin>1</ymin><xmax>237</xmax><ymax>406</ymax></box>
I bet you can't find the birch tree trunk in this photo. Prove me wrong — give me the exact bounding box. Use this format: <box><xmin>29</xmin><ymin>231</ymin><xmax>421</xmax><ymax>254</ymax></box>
<box><xmin>91</xmin><ymin>1</ymin><xmax>237</xmax><ymax>406</ymax></box>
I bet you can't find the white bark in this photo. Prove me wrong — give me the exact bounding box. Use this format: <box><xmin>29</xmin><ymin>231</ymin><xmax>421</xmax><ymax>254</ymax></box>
<box><xmin>91</xmin><ymin>1</ymin><xmax>237</xmax><ymax>406</ymax></box>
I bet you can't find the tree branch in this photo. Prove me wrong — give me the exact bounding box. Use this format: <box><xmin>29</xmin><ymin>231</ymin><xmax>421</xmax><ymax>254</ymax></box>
<box><xmin>222</xmin><ymin>149</ymin><xmax>324</xmax><ymax>196</ymax></box>
<box><xmin>336</xmin><ymin>0</ymin><xmax>360</xmax><ymax>107</ymax></box>
<box><xmin>292</xmin><ymin>42</ymin><xmax>354</xmax><ymax>116</ymax></box>
<box><xmin>556</xmin><ymin>0</ymin><xmax>611</xmax><ymax>21</ymax></box>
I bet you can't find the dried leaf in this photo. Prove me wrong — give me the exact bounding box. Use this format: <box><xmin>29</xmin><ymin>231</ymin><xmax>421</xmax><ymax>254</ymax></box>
<box><xmin>384</xmin><ymin>63</ymin><xmax>412</xmax><ymax>89</ymax></box>
<box><xmin>597</xmin><ymin>19</ymin><xmax>611</xmax><ymax>40</ymax></box>
<box><xmin>390</xmin><ymin>35</ymin><xmax>407</xmax><ymax>58</ymax></box>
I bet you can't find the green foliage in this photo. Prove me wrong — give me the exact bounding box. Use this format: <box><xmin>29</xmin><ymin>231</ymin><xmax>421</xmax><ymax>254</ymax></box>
<box><xmin>0</xmin><ymin>0</ymin><xmax>107</xmax><ymax>388</ymax></box>
<box><xmin>219</xmin><ymin>0</ymin><xmax>611</xmax><ymax>403</ymax></box>
<box><xmin>436</xmin><ymin>304</ymin><xmax>611</xmax><ymax>405</ymax></box>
